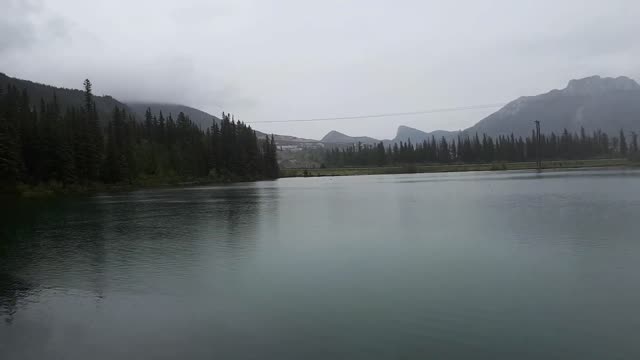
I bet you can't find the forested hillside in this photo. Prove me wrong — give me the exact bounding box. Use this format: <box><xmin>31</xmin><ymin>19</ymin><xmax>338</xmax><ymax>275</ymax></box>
<box><xmin>127</xmin><ymin>102</ymin><xmax>221</xmax><ymax>129</ymax></box>
<box><xmin>0</xmin><ymin>79</ymin><xmax>279</xmax><ymax>193</ymax></box>
<box><xmin>0</xmin><ymin>73</ymin><xmax>128</xmax><ymax>124</ymax></box>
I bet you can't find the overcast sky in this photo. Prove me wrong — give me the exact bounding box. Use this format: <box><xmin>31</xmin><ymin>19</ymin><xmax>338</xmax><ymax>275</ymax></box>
<box><xmin>2</xmin><ymin>0</ymin><xmax>639</xmax><ymax>139</ymax></box>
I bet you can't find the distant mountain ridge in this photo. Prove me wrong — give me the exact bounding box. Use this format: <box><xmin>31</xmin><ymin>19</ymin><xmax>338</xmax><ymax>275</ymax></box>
<box><xmin>466</xmin><ymin>75</ymin><xmax>640</xmax><ymax>137</ymax></box>
<box><xmin>0</xmin><ymin>72</ymin><xmax>129</xmax><ymax>123</ymax></box>
<box><xmin>320</xmin><ymin>75</ymin><xmax>640</xmax><ymax>145</ymax></box>
<box><xmin>321</xmin><ymin>130</ymin><xmax>379</xmax><ymax>144</ymax></box>
<box><xmin>392</xmin><ymin>125</ymin><xmax>455</xmax><ymax>144</ymax></box>
<box><xmin>0</xmin><ymin>72</ymin><xmax>305</xmax><ymax>143</ymax></box>
<box><xmin>317</xmin><ymin>126</ymin><xmax>456</xmax><ymax>147</ymax></box>
<box><xmin>1</xmin><ymin>73</ymin><xmax>227</xmax><ymax>131</ymax></box>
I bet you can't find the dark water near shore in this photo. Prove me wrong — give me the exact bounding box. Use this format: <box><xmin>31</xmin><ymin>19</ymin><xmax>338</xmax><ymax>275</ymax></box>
<box><xmin>2</xmin><ymin>169</ymin><xmax>640</xmax><ymax>359</ymax></box>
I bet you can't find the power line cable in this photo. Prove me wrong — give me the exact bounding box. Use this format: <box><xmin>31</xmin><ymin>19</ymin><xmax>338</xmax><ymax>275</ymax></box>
<box><xmin>245</xmin><ymin>103</ymin><xmax>504</xmax><ymax>124</ymax></box>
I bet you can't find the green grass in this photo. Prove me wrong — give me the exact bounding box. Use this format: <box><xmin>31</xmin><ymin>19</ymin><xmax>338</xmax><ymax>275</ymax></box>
<box><xmin>280</xmin><ymin>158</ymin><xmax>636</xmax><ymax>178</ymax></box>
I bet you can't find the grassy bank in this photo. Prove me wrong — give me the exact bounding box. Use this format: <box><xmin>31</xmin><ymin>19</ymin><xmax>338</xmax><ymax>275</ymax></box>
<box><xmin>281</xmin><ymin>158</ymin><xmax>637</xmax><ymax>178</ymax></box>
<box><xmin>6</xmin><ymin>158</ymin><xmax>636</xmax><ymax>197</ymax></box>
<box><xmin>5</xmin><ymin>173</ymin><xmax>271</xmax><ymax>198</ymax></box>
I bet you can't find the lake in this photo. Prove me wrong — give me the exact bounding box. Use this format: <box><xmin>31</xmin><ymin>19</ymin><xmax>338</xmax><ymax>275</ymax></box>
<box><xmin>2</xmin><ymin>169</ymin><xmax>640</xmax><ymax>359</ymax></box>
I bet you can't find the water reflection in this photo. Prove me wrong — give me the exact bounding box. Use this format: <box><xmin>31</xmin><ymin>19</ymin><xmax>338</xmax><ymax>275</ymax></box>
<box><xmin>0</xmin><ymin>273</ymin><xmax>38</xmax><ymax>325</ymax></box>
<box><xmin>0</xmin><ymin>183</ymin><xmax>271</xmax><ymax>323</ymax></box>
<box><xmin>2</xmin><ymin>172</ymin><xmax>640</xmax><ymax>359</ymax></box>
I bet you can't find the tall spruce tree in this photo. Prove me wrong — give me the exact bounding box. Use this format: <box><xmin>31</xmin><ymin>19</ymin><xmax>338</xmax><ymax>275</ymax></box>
<box><xmin>619</xmin><ymin>129</ymin><xmax>628</xmax><ymax>155</ymax></box>
<box><xmin>631</xmin><ymin>131</ymin><xmax>639</xmax><ymax>154</ymax></box>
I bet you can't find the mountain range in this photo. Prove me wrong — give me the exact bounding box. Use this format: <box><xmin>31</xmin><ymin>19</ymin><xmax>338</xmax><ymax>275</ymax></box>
<box><xmin>0</xmin><ymin>73</ymin><xmax>222</xmax><ymax>129</ymax></box>
<box><xmin>0</xmin><ymin>72</ymin><xmax>320</xmax><ymax>144</ymax></box>
<box><xmin>320</xmin><ymin>75</ymin><xmax>640</xmax><ymax>146</ymax></box>
<box><xmin>3</xmin><ymin>72</ymin><xmax>639</xmax><ymax>147</ymax></box>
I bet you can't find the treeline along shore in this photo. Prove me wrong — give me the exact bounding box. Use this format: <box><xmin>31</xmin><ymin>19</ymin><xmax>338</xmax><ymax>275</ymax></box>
<box><xmin>282</xmin><ymin>158</ymin><xmax>636</xmax><ymax>178</ymax></box>
<box><xmin>323</xmin><ymin>128</ymin><xmax>639</xmax><ymax>168</ymax></box>
<box><xmin>284</xmin><ymin>127</ymin><xmax>640</xmax><ymax>177</ymax></box>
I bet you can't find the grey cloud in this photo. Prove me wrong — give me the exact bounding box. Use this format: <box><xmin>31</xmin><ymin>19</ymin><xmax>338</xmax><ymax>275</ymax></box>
<box><xmin>0</xmin><ymin>0</ymin><xmax>70</xmax><ymax>54</ymax></box>
<box><xmin>1</xmin><ymin>0</ymin><xmax>639</xmax><ymax>140</ymax></box>
<box><xmin>0</xmin><ymin>0</ymin><xmax>37</xmax><ymax>53</ymax></box>
<box><xmin>45</xmin><ymin>17</ymin><xmax>69</xmax><ymax>39</ymax></box>
<box><xmin>0</xmin><ymin>21</ymin><xmax>35</xmax><ymax>54</ymax></box>
<box><xmin>515</xmin><ymin>18</ymin><xmax>640</xmax><ymax>59</ymax></box>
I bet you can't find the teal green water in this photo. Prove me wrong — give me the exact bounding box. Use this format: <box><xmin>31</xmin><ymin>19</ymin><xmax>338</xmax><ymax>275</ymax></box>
<box><xmin>2</xmin><ymin>169</ymin><xmax>640</xmax><ymax>359</ymax></box>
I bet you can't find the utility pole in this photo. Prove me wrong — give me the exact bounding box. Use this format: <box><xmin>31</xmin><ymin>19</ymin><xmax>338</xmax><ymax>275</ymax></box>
<box><xmin>534</xmin><ymin>120</ymin><xmax>541</xmax><ymax>170</ymax></box>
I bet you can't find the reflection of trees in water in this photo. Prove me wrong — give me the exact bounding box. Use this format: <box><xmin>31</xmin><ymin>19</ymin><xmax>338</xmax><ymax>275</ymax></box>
<box><xmin>0</xmin><ymin>183</ymin><xmax>279</xmax><ymax>320</ymax></box>
<box><xmin>0</xmin><ymin>273</ymin><xmax>38</xmax><ymax>324</ymax></box>
<box><xmin>0</xmin><ymin>198</ymin><xmax>107</xmax><ymax>320</ymax></box>
<box><xmin>0</xmin><ymin>200</ymin><xmax>34</xmax><ymax>324</ymax></box>
<box><xmin>0</xmin><ymin>200</ymin><xmax>45</xmax><ymax>323</ymax></box>
<box><xmin>215</xmin><ymin>185</ymin><xmax>264</xmax><ymax>251</ymax></box>
<box><xmin>199</xmin><ymin>182</ymin><xmax>280</xmax><ymax>258</ymax></box>
<box><xmin>96</xmin><ymin>184</ymin><xmax>269</xmax><ymax>267</ymax></box>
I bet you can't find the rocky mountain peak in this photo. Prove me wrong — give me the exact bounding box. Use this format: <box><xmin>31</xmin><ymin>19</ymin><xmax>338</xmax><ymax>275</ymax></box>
<box><xmin>321</xmin><ymin>130</ymin><xmax>348</xmax><ymax>142</ymax></box>
<box><xmin>563</xmin><ymin>76</ymin><xmax>639</xmax><ymax>95</ymax></box>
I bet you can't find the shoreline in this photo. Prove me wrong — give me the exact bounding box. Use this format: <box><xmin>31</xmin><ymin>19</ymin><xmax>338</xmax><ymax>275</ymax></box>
<box><xmin>3</xmin><ymin>175</ymin><xmax>275</xmax><ymax>199</ymax></box>
<box><xmin>280</xmin><ymin>159</ymin><xmax>638</xmax><ymax>178</ymax></box>
<box><xmin>5</xmin><ymin>159</ymin><xmax>637</xmax><ymax>198</ymax></box>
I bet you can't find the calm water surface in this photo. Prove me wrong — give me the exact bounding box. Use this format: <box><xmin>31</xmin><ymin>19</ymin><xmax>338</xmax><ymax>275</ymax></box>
<box><xmin>2</xmin><ymin>169</ymin><xmax>640</xmax><ymax>359</ymax></box>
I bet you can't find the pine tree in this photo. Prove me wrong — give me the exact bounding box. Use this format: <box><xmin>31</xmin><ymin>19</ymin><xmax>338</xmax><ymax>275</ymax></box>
<box><xmin>631</xmin><ymin>131</ymin><xmax>639</xmax><ymax>154</ymax></box>
<box><xmin>81</xmin><ymin>79</ymin><xmax>103</xmax><ymax>181</ymax></box>
<box><xmin>144</xmin><ymin>107</ymin><xmax>153</xmax><ymax>140</ymax></box>
<box><xmin>0</xmin><ymin>86</ymin><xmax>25</xmax><ymax>185</ymax></box>
<box><xmin>438</xmin><ymin>136</ymin><xmax>450</xmax><ymax>163</ymax></box>
<box><xmin>56</xmin><ymin>109</ymin><xmax>77</xmax><ymax>184</ymax></box>
<box><xmin>0</xmin><ymin>112</ymin><xmax>21</xmax><ymax>184</ymax></box>
<box><xmin>619</xmin><ymin>129</ymin><xmax>628</xmax><ymax>155</ymax></box>
<box><xmin>269</xmin><ymin>134</ymin><xmax>279</xmax><ymax>178</ymax></box>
